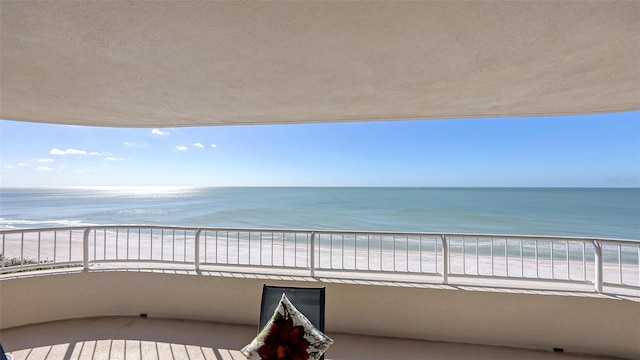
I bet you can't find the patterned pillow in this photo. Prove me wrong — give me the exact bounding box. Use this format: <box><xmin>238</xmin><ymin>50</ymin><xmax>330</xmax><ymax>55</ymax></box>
<box><xmin>241</xmin><ymin>293</ymin><xmax>333</xmax><ymax>360</ymax></box>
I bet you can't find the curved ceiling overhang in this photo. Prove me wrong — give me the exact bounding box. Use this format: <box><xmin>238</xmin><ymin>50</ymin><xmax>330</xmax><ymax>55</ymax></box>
<box><xmin>1</xmin><ymin>1</ymin><xmax>638</xmax><ymax>128</ymax></box>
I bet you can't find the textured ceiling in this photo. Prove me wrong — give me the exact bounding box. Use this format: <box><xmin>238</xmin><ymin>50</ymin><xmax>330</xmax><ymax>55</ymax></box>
<box><xmin>1</xmin><ymin>1</ymin><xmax>638</xmax><ymax>127</ymax></box>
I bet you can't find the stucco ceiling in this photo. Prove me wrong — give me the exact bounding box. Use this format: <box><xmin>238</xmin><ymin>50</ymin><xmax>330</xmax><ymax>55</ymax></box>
<box><xmin>1</xmin><ymin>1</ymin><xmax>638</xmax><ymax>128</ymax></box>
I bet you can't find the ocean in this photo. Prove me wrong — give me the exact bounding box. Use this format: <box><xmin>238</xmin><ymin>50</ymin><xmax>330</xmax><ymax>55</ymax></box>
<box><xmin>0</xmin><ymin>187</ymin><xmax>638</xmax><ymax>240</ymax></box>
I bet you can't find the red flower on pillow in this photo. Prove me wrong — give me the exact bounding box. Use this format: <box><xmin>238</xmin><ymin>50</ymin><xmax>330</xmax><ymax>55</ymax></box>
<box><xmin>257</xmin><ymin>316</ymin><xmax>311</xmax><ymax>360</ymax></box>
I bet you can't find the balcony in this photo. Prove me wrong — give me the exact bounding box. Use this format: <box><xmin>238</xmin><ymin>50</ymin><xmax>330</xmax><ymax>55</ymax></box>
<box><xmin>1</xmin><ymin>226</ymin><xmax>639</xmax><ymax>359</ymax></box>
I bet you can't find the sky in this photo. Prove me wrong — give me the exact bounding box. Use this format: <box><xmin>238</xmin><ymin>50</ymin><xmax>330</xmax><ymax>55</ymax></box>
<box><xmin>1</xmin><ymin>111</ymin><xmax>639</xmax><ymax>187</ymax></box>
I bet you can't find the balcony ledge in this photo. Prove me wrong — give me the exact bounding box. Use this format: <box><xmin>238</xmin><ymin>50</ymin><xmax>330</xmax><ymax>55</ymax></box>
<box><xmin>1</xmin><ymin>265</ymin><xmax>639</xmax><ymax>359</ymax></box>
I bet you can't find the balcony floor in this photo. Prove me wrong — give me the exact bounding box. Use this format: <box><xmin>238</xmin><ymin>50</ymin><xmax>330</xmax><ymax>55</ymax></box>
<box><xmin>1</xmin><ymin>316</ymin><xmax>621</xmax><ymax>360</ymax></box>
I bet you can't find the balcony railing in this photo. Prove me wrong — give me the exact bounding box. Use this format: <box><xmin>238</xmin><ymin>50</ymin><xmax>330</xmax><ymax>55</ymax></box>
<box><xmin>1</xmin><ymin>226</ymin><xmax>639</xmax><ymax>294</ymax></box>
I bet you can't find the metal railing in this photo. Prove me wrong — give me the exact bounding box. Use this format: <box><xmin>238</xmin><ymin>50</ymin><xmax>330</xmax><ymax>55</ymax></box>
<box><xmin>1</xmin><ymin>226</ymin><xmax>639</xmax><ymax>294</ymax></box>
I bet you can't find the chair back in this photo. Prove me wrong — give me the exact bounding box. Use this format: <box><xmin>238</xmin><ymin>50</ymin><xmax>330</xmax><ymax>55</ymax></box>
<box><xmin>259</xmin><ymin>284</ymin><xmax>326</xmax><ymax>332</ymax></box>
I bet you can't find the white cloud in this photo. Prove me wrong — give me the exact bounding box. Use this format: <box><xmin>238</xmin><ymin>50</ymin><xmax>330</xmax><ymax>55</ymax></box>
<box><xmin>211</xmin><ymin>144</ymin><xmax>217</xmax><ymax>148</ymax></box>
<box><xmin>37</xmin><ymin>158</ymin><xmax>55</xmax><ymax>162</ymax></box>
<box><xmin>50</xmin><ymin>148</ymin><xmax>102</xmax><ymax>156</ymax></box>
<box><xmin>66</xmin><ymin>149</ymin><xmax>88</xmax><ymax>155</ymax></box>
<box><xmin>5</xmin><ymin>165</ymin><xmax>15</xmax><ymax>169</ymax></box>
<box><xmin>18</xmin><ymin>163</ymin><xmax>27</xmax><ymax>167</ymax></box>
<box><xmin>50</xmin><ymin>148</ymin><xmax>66</xmax><ymax>155</ymax></box>
<box><xmin>152</xmin><ymin>129</ymin><xmax>170</xmax><ymax>136</ymax></box>
<box><xmin>193</xmin><ymin>143</ymin><xmax>204</xmax><ymax>148</ymax></box>
<box><xmin>77</xmin><ymin>169</ymin><xmax>91</xmax><ymax>173</ymax></box>
<box><xmin>176</xmin><ymin>145</ymin><xmax>188</xmax><ymax>151</ymax></box>
<box><xmin>36</xmin><ymin>167</ymin><xmax>55</xmax><ymax>172</ymax></box>
<box><xmin>105</xmin><ymin>157</ymin><xmax>126</xmax><ymax>161</ymax></box>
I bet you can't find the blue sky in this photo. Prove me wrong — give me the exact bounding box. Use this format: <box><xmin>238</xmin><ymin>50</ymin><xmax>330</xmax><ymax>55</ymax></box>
<box><xmin>1</xmin><ymin>112</ymin><xmax>638</xmax><ymax>187</ymax></box>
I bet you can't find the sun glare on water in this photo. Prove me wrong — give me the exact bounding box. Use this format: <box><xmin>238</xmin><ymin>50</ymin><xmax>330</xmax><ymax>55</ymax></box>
<box><xmin>69</xmin><ymin>186</ymin><xmax>200</xmax><ymax>197</ymax></box>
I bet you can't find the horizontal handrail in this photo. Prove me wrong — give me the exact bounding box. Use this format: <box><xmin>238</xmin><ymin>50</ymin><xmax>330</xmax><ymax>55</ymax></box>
<box><xmin>1</xmin><ymin>225</ymin><xmax>637</xmax><ymax>243</ymax></box>
<box><xmin>1</xmin><ymin>226</ymin><xmax>639</xmax><ymax>294</ymax></box>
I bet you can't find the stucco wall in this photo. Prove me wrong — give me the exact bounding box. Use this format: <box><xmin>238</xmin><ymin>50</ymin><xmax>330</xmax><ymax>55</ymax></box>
<box><xmin>1</xmin><ymin>271</ymin><xmax>638</xmax><ymax>359</ymax></box>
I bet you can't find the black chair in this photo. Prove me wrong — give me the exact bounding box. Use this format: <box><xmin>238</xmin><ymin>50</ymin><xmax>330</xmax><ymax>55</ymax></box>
<box><xmin>259</xmin><ymin>285</ymin><xmax>327</xmax><ymax>359</ymax></box>
<box><xmin>251</xmin><ymin>285</ymin><xmax>329</xmax><ymax>360</ymax></box>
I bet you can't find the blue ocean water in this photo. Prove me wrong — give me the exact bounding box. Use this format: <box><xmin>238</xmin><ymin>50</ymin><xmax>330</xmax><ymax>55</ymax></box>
<box><xmin>0</xmin><ymin>187</ymin><xmax>638</xmax><ymax>240</ymax></box>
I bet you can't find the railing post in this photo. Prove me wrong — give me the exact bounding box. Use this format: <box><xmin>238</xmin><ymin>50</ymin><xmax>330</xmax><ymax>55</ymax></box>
<box><xmin>593</xmin><ymin>240</ymin><xmax>603</xmax><ymax>293</ymax></box>
<box><xmin>310</xmin><ymin>232</ymin><xmax>316</xmax><ymax>277</ymax></box>
<box><xmin>441</xmin><ymin>234</ymin><xmax>449</xmax><ymax>284</ymax></box>
<box><xmin>83</xmin><ymin>227</ymin><xmax>90</xmax><ymax>271</ymax></box>
<box><xmin>195</xmin><ymin>229</ymin><xmax>202</xmax><ymax>272</ymax></box>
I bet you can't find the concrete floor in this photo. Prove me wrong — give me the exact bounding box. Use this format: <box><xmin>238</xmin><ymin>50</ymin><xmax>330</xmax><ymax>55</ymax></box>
<box><xmin>0</xmin><ymin>317</ymin><xmax>623</xmax><ymax>360</ymax></box>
